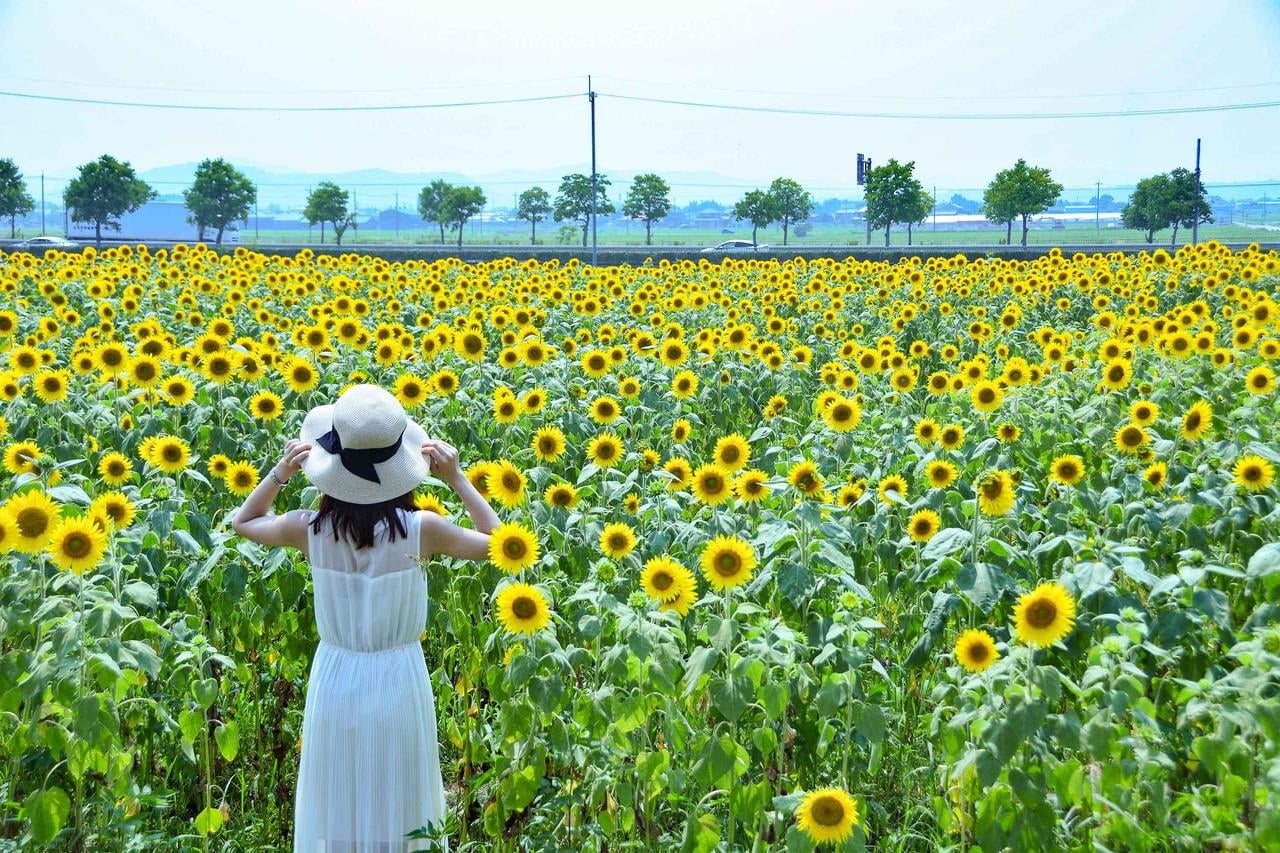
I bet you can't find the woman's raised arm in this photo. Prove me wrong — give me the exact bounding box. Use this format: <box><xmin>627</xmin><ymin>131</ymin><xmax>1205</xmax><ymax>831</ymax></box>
<box><xmin>231</xmin><ymin>440</ymin><xmax>313</xmax><ymax>555</ymax></box>
<box><xmin>419</xmin><ymin>438</ymin><xmax>500</xmax><ymax>560</ymax></box>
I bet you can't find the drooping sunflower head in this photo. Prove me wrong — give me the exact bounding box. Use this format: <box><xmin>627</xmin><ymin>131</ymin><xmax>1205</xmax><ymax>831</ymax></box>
<box><xmin>1180</xmin><ymin>400</ymin><xmax>1213</xmax><ymax>440</ymax></box>
<box><xmin>976</xmin><ymin>469</ymin><xmax>1015</xmax><ymax>516</ymax></box>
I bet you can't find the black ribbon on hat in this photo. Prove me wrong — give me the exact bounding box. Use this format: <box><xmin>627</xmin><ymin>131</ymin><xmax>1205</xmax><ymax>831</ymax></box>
<box><xmin>315</xmin><ymin>425</ymin><xmax>405</xmax><ymax>484</ymax></box>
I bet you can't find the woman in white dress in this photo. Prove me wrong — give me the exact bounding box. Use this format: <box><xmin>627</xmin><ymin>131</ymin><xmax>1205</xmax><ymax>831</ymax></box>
<box><xmin>231</xmin><ymin>384</ymin><xmax>500</xmax><ymax>852</ymax></box>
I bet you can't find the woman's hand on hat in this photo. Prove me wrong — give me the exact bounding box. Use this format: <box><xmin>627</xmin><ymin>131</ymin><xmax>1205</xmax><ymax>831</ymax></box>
<box><xmin>421</xmin><ymin>439</ymin><xmax>462</xmax><ymax>485</ymax></box>
<box><xmin>276</xmin><ymin>439</ymin><xmax>312</xmax><ymax>481</ymax></box>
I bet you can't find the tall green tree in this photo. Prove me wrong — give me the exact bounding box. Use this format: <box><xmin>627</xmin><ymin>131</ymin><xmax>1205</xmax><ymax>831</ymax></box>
<box><xmin>0</xmin><ymin>159</ymin><xmax>35</xmax><ymax>239</ymax></box>
<box><xmin>303</xmin><ymin>182</ymin><xmax>354</xmax><ymax>246</ymax></box>
<box><xmin>516</xmin><ymin>186</ymin><xmax>552</xmax><ymax>245</ymax></box>
<box><xmin>554</xmin><ymin>173</ymin><xmax>614</xmax><ymax>247</ymax></box>
<box><xmin>733</xmin><ymin>189</ymin><xmax>776</xmax><ymax>245</ymax></box>
<box><xmin>183</xmin><ymin>158</ymin><xmax>256</xmax><ymax>245</ymax></box>
<box><xmin>1122</xmin><ymin>174</ymin><xmax>1173</xmax><ymax>244</ymax></box>
<box><xmin>981</xmin><ymin>170</ymin><xmax>1018</xmax><ymax>245</ymax></box>
<box><xmin>622</xmin><ymin>173</ymin><xmax>672</xmax><ymax>246</ymax></box>
<box><xmin>766</xmin><ymin>178</ymin><xmax>814</xmax><ymax>246</ymax></box>
<box><xmin>62</xmin><ymin>155</ymin><xmax>155</xmax><ymax>244</ymax></box>
<box><xmin>417</xmin><ymin>179</ymin><xmax>453</xmax><ymax>244</ymax></box>
<box><xmin>991</xmin><ymin>159</ymin><xmax>1063</xmax><ymax>246</ymax></box>
<box><xmin>1163</xmin><ymin>167</ymin><xmax>1213</xmax><ymax>246</ymax></box>
<box><xmin>863</xmin><ymin>158</ymin><xmax>926</xmax><ymax>247</ymax></box>
<box><xmin>441</xmin><ymin>185</ymin><xmax>486</xmax><ymax>247</ymax></box>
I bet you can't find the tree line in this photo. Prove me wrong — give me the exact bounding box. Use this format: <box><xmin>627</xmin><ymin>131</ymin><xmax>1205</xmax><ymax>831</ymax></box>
<box><xmin>0</xmin><ymin>154</ymin><xmax>1215</xmax><ymax>247</ymax></box>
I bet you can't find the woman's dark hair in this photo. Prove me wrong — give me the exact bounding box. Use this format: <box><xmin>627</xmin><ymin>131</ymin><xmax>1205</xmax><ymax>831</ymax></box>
<box><xmin>310</xmin><ymin>491</ymin><xmax>418</xmax><ymax>550</ymax></box>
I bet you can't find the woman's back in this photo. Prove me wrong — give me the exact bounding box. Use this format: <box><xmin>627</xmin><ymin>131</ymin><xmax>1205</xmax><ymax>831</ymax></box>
<box><xmin>306</xmin><ymin>507</ymin><xmax>429</xmax><ymax>653</ymax></box>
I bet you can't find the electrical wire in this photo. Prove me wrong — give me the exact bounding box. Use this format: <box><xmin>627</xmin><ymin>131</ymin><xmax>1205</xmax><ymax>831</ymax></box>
<box><xmin>598</xmin><ymin>91</ymin><xmax>1280</xmax><ymax>120</ymax></box>
<box><xmin>0</xmin><ymin>73</ymin><xmax>585</xmax><ymax>97</ymax></box>
<box><xmin>0</xmin><ymin>90</ymin><xmax>585</xmax><ymax>112</ymax></box>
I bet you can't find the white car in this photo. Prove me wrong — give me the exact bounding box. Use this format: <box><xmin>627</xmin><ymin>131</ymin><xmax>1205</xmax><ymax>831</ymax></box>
<box><xmin>701</xmin><ymin>240</ymin><xmax>769</xmax><ymax>253</ymax></box>
<box><xmin>13</xmin><ymin>235</ymin><xmax>80</xmax><ymax>250</ymax></box>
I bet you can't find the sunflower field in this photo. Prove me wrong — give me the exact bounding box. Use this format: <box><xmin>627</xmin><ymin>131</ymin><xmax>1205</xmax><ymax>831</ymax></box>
<box><xmin>2</xmin><ymin>241</ymin><xmax>1280</xmax><ymax>851</ymax></box>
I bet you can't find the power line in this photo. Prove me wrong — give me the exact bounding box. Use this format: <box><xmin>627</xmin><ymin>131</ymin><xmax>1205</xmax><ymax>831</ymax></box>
<box><xmin>599</xmin><ymin>91</ymin><xmax>1280</xmax><ymax>120</ymax></box>
<box><xmin>595</xmin><ymin>75</ymin><xmax>1280</xmax><ymax>103</ymax></box>
<box><xmin>0</xmin><ymin>73</ymin><xmax>585</xmax><ymax>97</ymax></box>
<box><xmin>0</xmin><ymin>90</ymin><xmax>584</xmax><ymax>112</ymax></box>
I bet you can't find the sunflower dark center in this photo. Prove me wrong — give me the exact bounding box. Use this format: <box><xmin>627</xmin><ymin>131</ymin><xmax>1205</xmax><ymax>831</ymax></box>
<box><xmin>966</xmin><ymin>641</ymin><xmax>989</xmax><ymax>662</ymax></box>
<box><xmin>162</xmin><ymin>445</ymin><xmax>183</xmax><ymax>463</ymax></box>
<box><xmin>1027</xmin><ymin>599</ymin><xmax>1057</xmax><ymax>629</ymax></box>
<box><xmin>512</xmin><ymin>597</ymin><xmax>536</xmax><ymax>619</ymax></box>
<box><xmin>653</xmin><ymin>572</ymin><xmax>673</xmax><ymax>590</ymax></box>
<box><xmin>17</xmin><ymin>508</ymin><xmax>50</xmax><ymax>538</ymax></box>
<box><xmin>810</xmin><ymin>796</ymin><xmax>845</xmax><ymax>827</ymax></box>
<box><xmin>503</xmin><ymin>539</ymin><xmax>526</xmax><ymax>559</ymax></box>
<box><xmin>64</xmin><ymin>532</ymin><xmax>91</xmax><ymax>557</ymax></box>
<box><xmin>715</xmin><ymin>553</ymin><xmax>739</xmax><ymax>576</ymax></box>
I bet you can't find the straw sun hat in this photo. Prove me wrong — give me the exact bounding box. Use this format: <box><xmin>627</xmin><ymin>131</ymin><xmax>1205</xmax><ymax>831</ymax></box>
<box><xmin>299</xmin><ymin>384</ymin><xmax>430</xmax><ymax>504</ymax></box>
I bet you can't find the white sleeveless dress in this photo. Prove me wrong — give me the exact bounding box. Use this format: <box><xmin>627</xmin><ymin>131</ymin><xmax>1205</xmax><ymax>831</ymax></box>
<box><xmin>294</xmin><ymin>507</ymin><xmax>449</xmax><ymax>852</ymax></box>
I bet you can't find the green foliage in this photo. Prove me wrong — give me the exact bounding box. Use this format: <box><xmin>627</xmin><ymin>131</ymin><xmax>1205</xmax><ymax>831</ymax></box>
<box><xmin>554</xmin><ymin>173</ymin><xmax>615</xmax><ymax>247</ymax></box>
<box><xmin>516</xmin><ymin>186</ymin><xmax>552</xmax><ymax>244</ymax></box>
<box><xmin>623</xmin><ymin>173</ymin><xmax>673</xmax><ymax>246</ymax></box>
<box><xmin>733</xmin><ymin>189</ymin><xmax>776</xmax><ymax>244</ymax></box>
<box><xmin>1124</xmin><ymin>167</ymin><xmax>1214</xmax><ymax>245</ymax></box>
<box><xmin>61</xmin><ymin>154</ymin><xmax>156</xmax><ymax>243</ymax></box>
<box><xmin>440</xmin><ymin>185</ymin><xmax>486</xmax><ymax>247</ymax></box>
<box><xmin>303</xmin><ymin>181</ymin><xmax>354</xmax><ymax>246</ymax></box>
<box><xmin>983</xmin><ymin>159</ymin><xmax>1064</xmax><ymax>247</ymax></box>
<box><xmin>417</xmin><ymin>179</ymin><xmax>453</xmax><ymax>243</ymax></box>
<box><xmin>766</xmin><ymin>178</ymin><xmax>814</xmax><ymax>247</ymax></box>
<box><xmin>183</xmin><ymin>158</ymin><xmax>257</xmax><ymax>245</ymax></box>
<box><xmin>862</xmin><ymin>158</ymin><xmax>928</xmax><ymax>247</ymax></box>
<box><xmin>0</xmin><ymin>157</ymin><xmax>36</xmax><ymax>238</ymax></box>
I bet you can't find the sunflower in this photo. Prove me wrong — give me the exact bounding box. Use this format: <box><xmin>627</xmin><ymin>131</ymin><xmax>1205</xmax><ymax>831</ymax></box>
<box><xmin>488</xmin><ymin>461</ymin><xmax>527</xmax><ymax>507</ymax></box>
<box><xmin>671</xmin><ymin>370</ymin><xmax>699</xmax><ymax>399</ymax></box>
<box><xmin>3</xmin><ymin>440</ymin><xmax>41</xmax><ymax>476</ymax></box>
<box><xmin>821</xmin><ymin>396</ymin><xmax>862</xmax><ymax>432</ymax></box>
<box><xmin>1246</xmin><ymin>366</ymin><xmax>1275</xmax><ymax>395</ymax></box>
<box><xmin>795</xmin><ymin>787</ymin><xmax>859</xmax><ymax>845</ymax></box>
<box><xmin>657</xmin><ymin>575</ymin><xmax>699</xmax><ymax>616</ymax></box>
<box><xmin>532</xmin><ymin>426</ymin><xmax>566</xmax><ymax>462</ymax></box>
<box><xmin>925</xmin><ymin>460</ymin><xmax>957</xmax><ymax>489</ymax></box>
<box><xmin>414</xmin><ymin>492</ymin><xmax>448</xmax><ymax>515</ymax></box>
<box><xmin>734</xmin><ymin>469</ymin><xmax>771</xmax><ymax>502</ymax></box>
<box><xmin>713</xmin><ymin>433</ymin><xmax>751</xmax><ymax>472</ymax></box>
<box><xmin>939</xmin><ymin>423</ymin><xmax>965</xmax><ymax>450</ymax></box>
<box><xmin>163</xmin><ymin>375</ymin><xmax>195</xmax><ymax>405</ymax></box>
<box><xmin>91</xmin><ymin>491</ymin><xmax>136</xmax><ymax>530</ymax></box>
<box><xmin>954</xmin><ymin>629</ymin><xmax>1000</xmax><ymax>674</ymax></box>
<box><xmin>599</xmin><ymin>523</ymin><xmax>637</xmax><ymax>559</ymax></box>
<box><xmin>1180</xmin><ymin>400</ymin><xmax>1213</xmax><ymax>441</ymax></box>
<box><xmin>671</xmin><ymin>418</ymin><xmax>692</xmax><ymax>444</ymax></box>
<box><xmin>1113</xmin><ymin>423</ymin><xmax>1148</xmax><ymax>455</ymax></box>
<box><xmin>45</xmin><ymin>516</ymin><xmax>108</xmax><ymax>574</ymax></box>
<box><xmin>0</xmin><ymin>507</ymin><xmax>13</xmax><ymax>552</ymax></box>
<box><xmin>284</xmin><ymin>358</ymin><xmax>319</xmax><ymax>394</ymax></box>
<box><xmin>7</xmin><ymin>489</ymin><xmax>61</xmax><ymax>553</ymax></box>
<box><xmin>587</xmin><ymin>432</ymin><xmax>623</xmax><ymax>468</ymax></box>
<box><xmin>95</xmin><ymin>342</ymin><xmax>130</xmax><ymax>377</ymax></box>
<box><xmin>691</xmin><ymin>464</ymin><xmax>733</xmax><ymax>505</ymax></box>
<box><xmin>700</xmin><ymin>535</ymin><xmax>757</xmax><ymax>591</ymax></box>
<box><xmin>907</xmin><ymin>509</ymin><xmax>941</xmax><ymax>543</ymax></box>
<box><xmin>150</xmin><ymin>435</ymin><xmax>191</xmax><ymax>474</ymax></box>
<box><xmin>970</xmin><ymin>380</ymin><xmax>1003</xmax><ymax>413</ymax></box>
<box><xmin>33</xmin><ymin>369</ymin><xmax>70</xmax><ymax>403</ymax></box>
<box><xmin>589</xmin><ymin>396</ymin><xmax>621</xmax><ymax>424</ymax></box>
<box><xmin>642</xmin><ymin>555</ymin><xmax>691</xmax><ymax>603</ymax></box>
<box><xmin>207</xmin><ymin>454</ymin><xmax>232</xmax><ymax>480</ymax></box>
<box><xmin>393</xmin><ymin>374</ymin><xmax>428</xmax><ymax>409</ymax></box>
<box><xmin>1049</xmin><ymin>455</ymin><xmax>1085</xmax><ymax>487</ymax></box>
<box><xmin>1233</xmin><ymin>454</ymin><xmax>1275</xmax><ymax>492</ymax></box>
<box><xmin>495</xmin><ymin>582</ymin><xmax>551</xmax><ymax>636</ymax></box>
<box><xmin>224</xmin><ymin>461</ymin><xmax>260</xmax><ymax>497</ymax></box>
<box><xmin>492</xmin><ymin>394</ymin><xmax>520</xmax><ymax>425</ymax></box>
<box><xmin>878</xmin><ymin>474</ymin><xmax>908</xmax><ymax>505</ymax></box>
<box><xmin>996</xmin><ymin>422</ymin><xmax>1020</xmax><ymax>443</ymax></box>
<box><xmin>521</xmin><ymin>388</ymin><xmax>548</xmax><ymax>414</ymax></box>
<box><xmin>1013</xmin><ymin>581</ymin><xmax>1076</xmax><ymax>648</ymax></box>
<box><xmin>543</xmin><ymin>482</ymin><xmax>580</xmax><ymax>510</ymax></box>
<box><xmin>1129</xmin><ymin>399</ymin><xmax>1159</xmax><ymax>426</ymax></box>
<box><xmin>430</xmin><ymin>368</ymin><xmax>460</xmax><ymax>396</ymax></box>
<box><xmin>249</xmin><ymin>390</ymin><xmax>284</xmax><ymax>420</ymax></box>
<box><xmin>98</xmin><ymin>452</ymin><xmax>133</xmax><ymax>486</ymax></box>
<box><xmin>788</xmin><ymin>460</ymin><xmax>825</xmax><ymax>497</ymax></box>
<box><xmin>1144</xmin><ymin>461</ymin><xmax>1168</xmax><ymax>489</ymax></box>
<box><xmin>1100</xmin><ymin>358</ymin><xmax>1132</xmax><ymax>391</ymax></box>
<box><xmin>663</xmin><ymin>457</ymin><xmax>691</xmax><ymax>490</ymax></box>
<box><xmin>488</xmin><ymin>522</ymin><xmax>539</xmax><ymax>574</ymax></box>
<box><xmin>915</xmin><ymin>418</ymin><xmax>940</xmax><ymax>444</ymax></box>
<box><xmin>976</xmin><ymin>469</ymin><xmax>1015</xmax><ymax>516</ymax></box>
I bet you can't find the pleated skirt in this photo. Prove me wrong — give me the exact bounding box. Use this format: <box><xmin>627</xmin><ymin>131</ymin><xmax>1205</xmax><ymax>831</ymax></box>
<box><xmin>293</xmin><ymin>640</ymin><xmax>448</xmax><ymax>853</ymax></box>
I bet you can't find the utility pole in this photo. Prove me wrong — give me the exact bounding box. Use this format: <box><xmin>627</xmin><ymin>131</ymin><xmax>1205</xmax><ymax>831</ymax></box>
<box><xmin>1192</xmin><ymin>138</ymin><xmax>1202</xmax><ymax>244</ymax></box>
<box><xmin>589</xmin><ymin>74</ymin><xmax>598</xmax><ymax>266</ymax></box>
<box><xmin>40</xmin><ymin>173</ymin><xmax>45</xmax><ymax>234</ymax></box>
<box><xmin>1095</xmin><ymin>181</ymin><xmax>1100</xmax><ymax>238</ymax></box>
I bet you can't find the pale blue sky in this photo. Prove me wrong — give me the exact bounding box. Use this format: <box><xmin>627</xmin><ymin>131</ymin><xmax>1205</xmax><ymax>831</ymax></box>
<box><xmin>1</xmin><ymin>0</ymin><xmax>1278</xmax><ymax>204</ymax></box>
